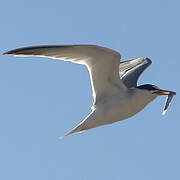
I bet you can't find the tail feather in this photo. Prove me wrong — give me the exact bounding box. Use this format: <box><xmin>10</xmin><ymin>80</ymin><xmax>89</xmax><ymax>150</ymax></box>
<box><xmin>60</xmin><ymin>111</ymin><xmax>96</xmax><ymax>138</ymax></box>
<box><xmin>60</xmin><ymin>122</ymin><xmax>87</xmax><ymax>139</ymax></box>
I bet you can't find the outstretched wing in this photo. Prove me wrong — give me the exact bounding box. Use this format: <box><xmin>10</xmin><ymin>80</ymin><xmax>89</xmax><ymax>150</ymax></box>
<box><xmin>119</xmin><ymin>57</ymin><xmax>152</xmax><ymax>88</ymax></box>
<box><xmin>3</xmin><ymin>45</ymin><xmax>127</xmax><ymax>104</ymax></box>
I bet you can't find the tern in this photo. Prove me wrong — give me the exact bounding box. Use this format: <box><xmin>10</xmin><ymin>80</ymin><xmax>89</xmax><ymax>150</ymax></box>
<box><xmin>3</xmin><ymin>45</ymin><xmax>176</xmax><ymax>137</ymax></box>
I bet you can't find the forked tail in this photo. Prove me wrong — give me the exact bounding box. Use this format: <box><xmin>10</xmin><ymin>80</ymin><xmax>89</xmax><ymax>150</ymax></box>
<box><xmin>60</xmin><ymin>111</ymin><xmax>96</xmax><ymax>138</ymax></box>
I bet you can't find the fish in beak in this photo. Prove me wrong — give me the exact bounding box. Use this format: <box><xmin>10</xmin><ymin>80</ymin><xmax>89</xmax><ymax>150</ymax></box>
<box><xmin>153</xmin><ymin>90</ymin><xmax>176</xmax><ymax>115</ymax></box>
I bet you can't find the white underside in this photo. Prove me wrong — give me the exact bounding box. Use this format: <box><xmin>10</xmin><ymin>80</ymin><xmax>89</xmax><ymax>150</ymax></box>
<box><xmin>64</xmin><ymin>88</ymin><xmax>157</xmax><ymax>136</ymax></box>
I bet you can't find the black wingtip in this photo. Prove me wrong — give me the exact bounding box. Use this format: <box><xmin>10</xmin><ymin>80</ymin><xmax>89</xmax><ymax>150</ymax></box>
<box><xmin>2</xmin><ymin>51</ymin><xmax>9</xmax><ymax>55</ymax></box>
<box><xmin>2</xmin><ymin>50</ymin><xmax>14</xmax><ymax>55</ymax></box>
<box><xmin>3</xmin><ymin>49</ymin><xmax>21</xmax><ymax>55</ymax></box>
<box><xmin>142</xmin><ymin>57</ymin><xmax>152</xmax><ymax>65</ymax></box>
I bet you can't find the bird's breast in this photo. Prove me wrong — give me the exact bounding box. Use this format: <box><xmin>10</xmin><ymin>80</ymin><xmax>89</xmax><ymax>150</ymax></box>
<box><xmin>94</xmin><ymin>91</ymin><xmax>152</xmax><ymax>125</ymax></box>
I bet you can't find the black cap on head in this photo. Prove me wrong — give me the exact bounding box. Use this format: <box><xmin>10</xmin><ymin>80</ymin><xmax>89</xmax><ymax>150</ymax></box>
<box><xmin>137</xmin><ymin>84</ymin><xmax>160</xmax><ymax>91</ymax></box>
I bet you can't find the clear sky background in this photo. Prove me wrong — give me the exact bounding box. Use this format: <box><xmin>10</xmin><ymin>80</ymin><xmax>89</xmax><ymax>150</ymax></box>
<box><xmin>0</xmin><ymin>0</ymin><xmax>179</xmax><ymax>179</ymax></box>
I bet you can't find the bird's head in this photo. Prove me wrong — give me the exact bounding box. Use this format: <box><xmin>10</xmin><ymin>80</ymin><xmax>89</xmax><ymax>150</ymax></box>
<box><xmin>137</xmin><ymin>84</ymin><xmax>175</xmax><ymax>96</ymax></box>
<box><xmin>136</xmin><ymin>84</ymin><xmax>176</xmax><ymax>115</ymax></box>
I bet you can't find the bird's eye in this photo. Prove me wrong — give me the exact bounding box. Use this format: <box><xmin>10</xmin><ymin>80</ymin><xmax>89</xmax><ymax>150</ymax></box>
<box><xmin>152</xmin><ymin>90</ymin><xmax>158</xmax><ymax>94</ymax></box>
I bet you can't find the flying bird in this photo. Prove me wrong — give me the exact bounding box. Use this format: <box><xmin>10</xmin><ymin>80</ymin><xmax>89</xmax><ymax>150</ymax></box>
<box><xmin>3</xmin><ymin>45</ymin><xmax>176</xmax><ymax>137</ymax></box>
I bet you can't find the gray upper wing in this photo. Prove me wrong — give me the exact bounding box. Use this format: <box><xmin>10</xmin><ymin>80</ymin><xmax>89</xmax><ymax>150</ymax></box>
<box><xmin>120</xmin><ymin>57</ymin><xmax>152</xmax><ymax>88</ymax></box>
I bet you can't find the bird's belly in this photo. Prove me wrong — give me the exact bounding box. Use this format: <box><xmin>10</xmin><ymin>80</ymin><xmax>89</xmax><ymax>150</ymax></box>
<box><xmin>92</xmin><ymin>96</ymin><xmax>148</xmax><ymax>127</ymax></box>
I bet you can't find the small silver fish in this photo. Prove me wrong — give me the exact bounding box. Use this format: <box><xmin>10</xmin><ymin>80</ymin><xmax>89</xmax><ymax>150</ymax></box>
<box><xmin>162</xmin><ymin>91</ymin><xmax>176</xmax><ymax>115</ymax></box>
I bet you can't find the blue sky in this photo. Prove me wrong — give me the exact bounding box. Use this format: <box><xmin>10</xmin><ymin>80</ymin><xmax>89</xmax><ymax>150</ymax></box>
<box><xmin>1</xmin><ymin>0</ymin><xmax>179</xmax><ymax>179</ymax></box>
